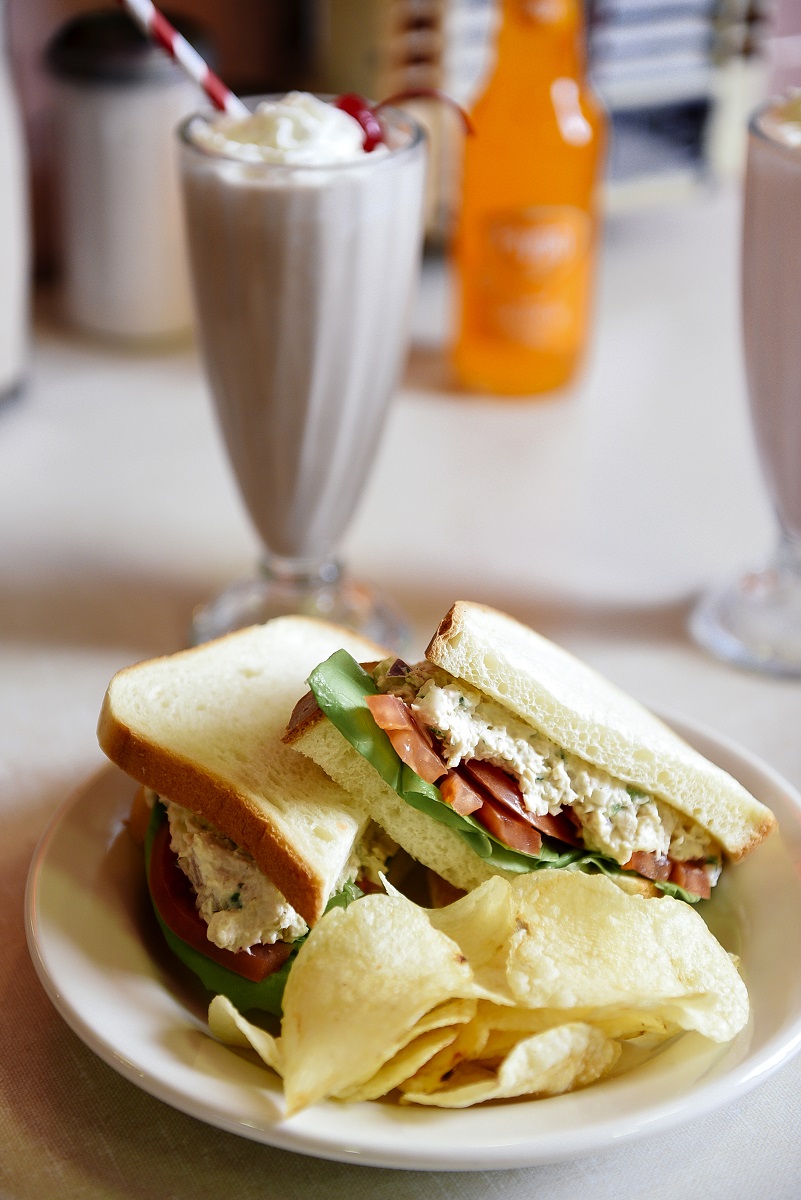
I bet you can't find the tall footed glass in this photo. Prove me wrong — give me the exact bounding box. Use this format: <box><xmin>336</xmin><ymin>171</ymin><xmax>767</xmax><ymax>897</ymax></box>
<box><xmin>178</xmin><ymin>99</ymin><xmax>426</xmax><ymax>646</ymax></box>
<box><xmin>691</xmin><ymin>95</ymin><xmax>801</xmax><ymax>675</ymax></box>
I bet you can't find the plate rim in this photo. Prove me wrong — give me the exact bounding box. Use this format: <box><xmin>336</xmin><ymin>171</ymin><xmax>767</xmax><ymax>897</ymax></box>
<box><xmin>24</xmin><ymin>716</ymin><xmax>801</xmax><ymax>1171</ymax></box>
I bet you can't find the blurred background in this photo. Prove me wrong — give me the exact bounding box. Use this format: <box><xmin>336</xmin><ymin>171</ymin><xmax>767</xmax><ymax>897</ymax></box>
<box><xmin>7</xmin><ymin>0</ymin><xmax>801</xmax><ymax>281</ymax></box>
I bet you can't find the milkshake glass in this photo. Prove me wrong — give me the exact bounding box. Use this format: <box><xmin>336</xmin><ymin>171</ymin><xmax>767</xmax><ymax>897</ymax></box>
<box><xmin>691</xmin><ymin>92</ymin><xmax>801</xmax><ymax>675</ymax></box>
<box><xmin>178</xmin><ymin>94</ymin><xmax>426</xmax><ymax>645</ymax></box>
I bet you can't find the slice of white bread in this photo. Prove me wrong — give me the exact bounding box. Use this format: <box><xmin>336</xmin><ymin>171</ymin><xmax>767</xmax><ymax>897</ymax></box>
<box><xmin>426</xmin><ymin>602</ymin><xmax>776</xmax><ymax>860</ymax></box>
<box><xmin>97</xmin><ymin>618</ymin><xmax>387</xmax><ymax>925</ymax></box>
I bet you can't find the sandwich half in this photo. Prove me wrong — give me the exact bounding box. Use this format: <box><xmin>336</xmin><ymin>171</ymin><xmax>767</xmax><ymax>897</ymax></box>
<box><xmin>286</xmin><ymin>601</ymin><xmax>777</xmax><ymax>903</ymax></box>
<box><xmin>97</xmin><ymin>617</ymin><xmax>393</xmax><ymax>1014</ymax></box>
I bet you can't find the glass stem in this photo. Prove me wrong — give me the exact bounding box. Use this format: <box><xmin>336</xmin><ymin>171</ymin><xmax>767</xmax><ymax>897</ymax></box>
<box><xmin>259</xmin><ymin>552</ymin><xmax>342</xmax><ymax>591</ymax></box>
<box><xmin>776</xmin><ymin>530</ymin><xmax>801</xmax><ymax>579</ymax></box>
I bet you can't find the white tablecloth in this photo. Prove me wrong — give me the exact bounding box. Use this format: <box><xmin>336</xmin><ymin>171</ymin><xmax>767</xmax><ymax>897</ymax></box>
<box><xmin>2</xmin><ymin>184</ymin><xmax>800</xmax><ymax>1199</ymax></box>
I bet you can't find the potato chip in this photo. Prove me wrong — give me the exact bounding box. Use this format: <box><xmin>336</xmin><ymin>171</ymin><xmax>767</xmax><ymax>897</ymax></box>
<box><xmin>400</xmin><ymin>1023</ymin><xmax>620</xmax><ymax>1108</ymax></box>
<box><xmin>337</xmin><ymin>1027</ymin><xmax>461</xmax><ymax>1102</ymax></box>
<box><xmin>427</xmin><ymin>875</ymin><xmax>516</xmax><ymax>994</ymax></box>
<box><xmin>581</xmin><ymin>1008</ymin><xmax>676</xmax><ymax>1040</ymax></box>
<box><xmin>397</xmin><ymin>1004</ymin><xmax>632</xmax><ymax>1099</ymax></box>
<box><xmin>205</xmin><ymin>865</ymin><xmax>750</xmax><ymax>1114</ymax></box>
<box><xmin>280</xmin><ymin>892</ymin><xmax>477</xmax><ymax>1114</ymax></box>
<box><xmin>408</xmin><ymin>997</ymin><xmax>477</xmax><ymax>1034</ymax></box>
<box><xmin>333</xmin><ymin>999</ymin><xmax>477</xmax><ymax>1102</ymax></box>
<box><xmin>428</xmin><ymin>1000</ymin><xmax>672</xmax><ymax>1073</ymax></box>
<box><xmin>505</xmin><ymin>872</ymin><xmax>749</xmax><ymax>1042</ymax></box>
<box><xmin>208</xmin><ymin>995</ymin><xmax>283</xmax><ymax>1075</ymax></box>
<box><xmin>392</xmin><ymin>1016</ymin><xmax>493</xmax><ymax>1096</ymax></box>
<box><xmin>471</xmin><ymin>998</ymin><xmax>674</xmax><ymax>1044</ymax></box>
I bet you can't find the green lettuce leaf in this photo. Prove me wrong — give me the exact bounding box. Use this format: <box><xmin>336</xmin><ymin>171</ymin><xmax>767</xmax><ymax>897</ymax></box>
<box><xmin>308</xmin><ymin>650</ymin><xmax>701</xmax><ymax>903</ymax></box>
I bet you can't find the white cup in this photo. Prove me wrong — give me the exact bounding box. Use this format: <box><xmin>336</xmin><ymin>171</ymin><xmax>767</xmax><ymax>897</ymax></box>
<box><xmin>47</xmin><ymin>10</ymin><xmax>207</xmax><ymax>342</ymax></box>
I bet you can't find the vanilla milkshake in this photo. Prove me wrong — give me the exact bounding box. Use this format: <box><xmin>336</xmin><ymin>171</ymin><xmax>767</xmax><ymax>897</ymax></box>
<box><xmin>742</xmin><ymin>93</ymin><xmax>801</xmax><ymax>542</ymax></box>
<box><xmin>179</xmin><ymin>94</ymin><xmax>426</xmax><ymax>568</ymax></box>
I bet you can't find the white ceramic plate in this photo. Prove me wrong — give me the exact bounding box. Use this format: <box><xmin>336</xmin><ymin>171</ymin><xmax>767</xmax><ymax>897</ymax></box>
<box><xmin>25</xmin><ymin>717</ymin><xmax>801</xmax><ymax>1171</ymax></box>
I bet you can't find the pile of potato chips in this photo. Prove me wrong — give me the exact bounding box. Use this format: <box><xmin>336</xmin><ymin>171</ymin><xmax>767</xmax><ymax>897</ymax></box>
<box><xmin>208</xmin><ymin>871</ymin><xmax>749</xmax><ymax>1114</ymax></box>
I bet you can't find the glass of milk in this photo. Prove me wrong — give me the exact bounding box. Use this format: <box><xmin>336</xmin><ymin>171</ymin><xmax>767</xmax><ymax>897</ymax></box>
<box><xmin>178</xmin><ymin>94</ymin><xmax>427</xmax><ymax>646</ymax></box>
<box><xmin>691</xmin><ymin>92</ymin><xmax>801</xmax><ymax>675</ymax></box>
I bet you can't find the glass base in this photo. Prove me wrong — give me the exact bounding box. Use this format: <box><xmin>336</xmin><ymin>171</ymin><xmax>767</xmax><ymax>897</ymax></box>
<box><xmin>189</xmin><ymin>556</ymin><xmax>410</xmax><ymax>652</ymax></box>
<box><xmin>690</xmin><ymin>539</ymin><xmax>801</xmax><ymax>677</ymax></box>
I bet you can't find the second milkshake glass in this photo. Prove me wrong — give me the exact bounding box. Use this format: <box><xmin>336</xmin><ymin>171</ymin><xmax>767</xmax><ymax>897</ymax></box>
<box><xmin>691</xmin><ymin>95</ymin><xmax>801</xmax><ymax>675</ymax></box>
<box><xmin>178</xmin><ymin>101</ymin><xmax>426</xmax><ymax>646</ymax></box>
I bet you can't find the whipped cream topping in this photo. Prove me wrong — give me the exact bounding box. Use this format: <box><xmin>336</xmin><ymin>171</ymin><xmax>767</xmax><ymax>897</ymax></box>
<box><xmin>189</xmin><ymin>91</ymin><xmax>369</xmax><ymax>164</ymax></box>
<box><xmin>757</xmin><ymin>90</ymin><xmax>801</xmax><ymax>149</ymax></box>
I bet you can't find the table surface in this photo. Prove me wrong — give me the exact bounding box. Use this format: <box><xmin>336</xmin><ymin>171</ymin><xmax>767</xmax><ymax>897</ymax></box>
<box><xmin>2</xmin><ymin>183</ymin><xmax>800</xmax><ymax>1200</ymax></box>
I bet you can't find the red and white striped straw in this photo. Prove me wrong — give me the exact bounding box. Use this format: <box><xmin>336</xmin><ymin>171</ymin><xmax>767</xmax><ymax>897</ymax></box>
<box><xmin>118</xmin><ymin>0</ymin><xmax>249</xmax><ymax>118</ymax></box>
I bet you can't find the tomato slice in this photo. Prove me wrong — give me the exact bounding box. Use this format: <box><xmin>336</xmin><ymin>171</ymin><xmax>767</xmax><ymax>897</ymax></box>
<box><xmin>623</xmin><ymin>850</ymin><xmax>672</xmax><ymax>882</ymax></box>
<box><xmin>365</xmin><ymin>693</ymin><xmax>447</xmax><ymax>784</ymax></box>
<box><xmin>462</xmin><ymin>760</ymin><xmax>527</xmax><ymax>815</ymax></box>
<box><xmin>440</xmin><ymin>771</ymin><xmax>484</xmax><ymax>815</ymax></box>
<box><xmin>669</xmin><ymin>859</ymin><xmax>711</xmax><ymax>900</ymax></box>
<box><xmin>461</xmin><ymin>760</ymin><xmax>580</xmax><ymax>846</ymax></box>
<box><xmin>148</xmin><ymin>821</ymin><xmax>293</xmax><ymax>983</ymax></box>
<box><xmin>473</xmin><ymin>794</ymin><xmax>543</xmax><ymax>856</ymax></box>
<box><xmin>528</xmin><ymin>810</ymin><xmax>582</xmax><ymax>846</ymax></box>
<box><xmin>386</xmin><ymin>726</ymin><xmax>448</xmax><ymax>783</ymax></box>
<box><xmin>365</xmin><ymin>692</ymin><xmax>414</xmax><ymax>730</ymax></box>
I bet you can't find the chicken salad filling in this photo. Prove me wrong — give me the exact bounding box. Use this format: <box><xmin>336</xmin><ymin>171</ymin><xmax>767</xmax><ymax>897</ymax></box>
<box><xmin>373</xmin><ymin>659</ymin><xmax>722</xmax><ymax>883</ymax></box>
<box><xmin>161</xmin><ymin>798</ymin><xmax>393</xmax><ymax>954</ymax></box>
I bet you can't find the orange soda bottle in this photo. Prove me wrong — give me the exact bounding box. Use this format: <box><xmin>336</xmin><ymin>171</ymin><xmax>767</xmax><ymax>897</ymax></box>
<box><xmin>452</xmin><ymin>0</ymin><xmax>606</xmax><ymax>396</ymax></box>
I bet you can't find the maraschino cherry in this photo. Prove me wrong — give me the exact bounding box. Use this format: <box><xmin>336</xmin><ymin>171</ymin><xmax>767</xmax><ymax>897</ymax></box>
<box><xmin>333</xmin><ymin>89</ymin><xmax>473</xmax><ymax>152</ymax></box>
<box><xmin>332</xmin><ymin>93</ymin><xmax>385</xmax><ymax>152</ymax></box>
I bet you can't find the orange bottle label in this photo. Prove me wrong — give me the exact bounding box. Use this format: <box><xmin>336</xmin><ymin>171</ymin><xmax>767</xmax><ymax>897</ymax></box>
<box><xmin>477</xmin><ymin>206</ymin><xmax>591</xmax><ymax>354</ymax></box>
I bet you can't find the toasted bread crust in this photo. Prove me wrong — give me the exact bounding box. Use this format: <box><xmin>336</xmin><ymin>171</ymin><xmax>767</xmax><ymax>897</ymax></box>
<box><xmin>99</xmin><ymin>694</ymin><xmax>323</xmax><ymax>924</ymax></box>
<box><xmin>426</xmin><ymin>604</ymin><xmax>458</xmax><ymax>658</ymax></box>
<box><xmin>285</xmin><ymin>689</ymin><xmax>323</xmax><ymax>742</ymax></box>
